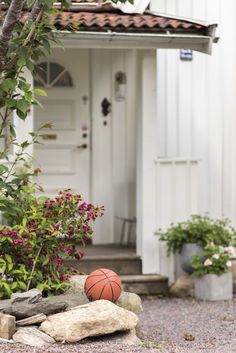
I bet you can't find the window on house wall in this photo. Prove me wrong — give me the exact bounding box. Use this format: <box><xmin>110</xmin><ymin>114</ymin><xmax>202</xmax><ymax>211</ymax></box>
<box><xmin>34</xmin><ymin>61</ymin><xmax>73</xmax><ymax>88</ymax></box>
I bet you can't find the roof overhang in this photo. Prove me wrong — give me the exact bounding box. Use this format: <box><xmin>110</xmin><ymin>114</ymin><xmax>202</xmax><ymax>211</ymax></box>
<box><xmin>58</xmin><ymin>30</ymin><xmax>218</xmax><ymax>54</ymax></box>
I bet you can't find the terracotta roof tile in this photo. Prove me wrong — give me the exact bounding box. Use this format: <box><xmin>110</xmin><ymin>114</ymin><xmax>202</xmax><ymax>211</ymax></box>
<box><xmin>15</xmin><ymin>2</ymin><xmax>210</xmax><ymax>34</ymax></box>
<box><xmin>46</xmin><ymin>10</ymin><xmax>205</xmax><ymax>33</ymax></box>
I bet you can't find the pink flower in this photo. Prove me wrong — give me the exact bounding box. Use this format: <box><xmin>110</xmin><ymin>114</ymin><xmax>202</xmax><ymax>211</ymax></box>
<box><xmin>212</xmin><ymin>254</ymin><xmax>220</xmax><ymax>260</ymax></box>
<box><xmin>204</xmin><ymin>259</ymin><xmax>213</xmax><ymax>266</ymax></box>
<box><xmin>13</xmin><ymin>238</ymin><xmax>24</xmax><ymax>246</ymax></box>
<box><xmin>225</xmin><ymin>246</ymin><xmax>235</xmax><ymax>256</ymax></box>
<box><xmin>226</xmin><ymin>260</ymin><xmax>232</xmax><ymax>267</ymax></box>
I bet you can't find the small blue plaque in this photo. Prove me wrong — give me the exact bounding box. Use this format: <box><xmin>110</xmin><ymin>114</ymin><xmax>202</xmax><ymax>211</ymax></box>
<box><xmin>180</xmin><ymin>49</ymin><xmax>193</xmax><ymax>61</ymax></box>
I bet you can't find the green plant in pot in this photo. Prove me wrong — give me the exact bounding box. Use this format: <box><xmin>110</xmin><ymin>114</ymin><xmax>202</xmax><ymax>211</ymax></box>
<box><xmin>155</xmin><ymin>215</ymin><xmax>236</xmax><ymax>274</ymax></box>
<box><xmin>191</xmin><ymin>243</ymin><xmax>234</xmax><ymax>300</ymax></box>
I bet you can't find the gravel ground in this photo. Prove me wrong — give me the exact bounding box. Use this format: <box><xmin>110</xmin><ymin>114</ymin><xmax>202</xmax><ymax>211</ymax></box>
<box><xmin>0</xmin><ymin>297</ymin><xmax>236</xmax><ymax>353</ymax></box>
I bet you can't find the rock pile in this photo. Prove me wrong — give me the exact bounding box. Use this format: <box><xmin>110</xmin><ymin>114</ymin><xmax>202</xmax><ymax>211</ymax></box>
<box><xmin>0</xmin><ymin>276</ymin><xmax>142</xmax><ymax>348</ymax></box>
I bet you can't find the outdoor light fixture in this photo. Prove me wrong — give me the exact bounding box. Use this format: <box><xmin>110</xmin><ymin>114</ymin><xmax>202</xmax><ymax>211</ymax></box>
<box><xmin>115</xmin><ymin>71</ymin><xmax>127</xmax><ymax>102</ymax></box>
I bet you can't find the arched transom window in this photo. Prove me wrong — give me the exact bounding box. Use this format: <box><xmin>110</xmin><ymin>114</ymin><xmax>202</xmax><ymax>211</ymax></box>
<box><xmin>34</xmin><ymin>61</ymin><xmax>73</xmax><ymax>88</ymax></box>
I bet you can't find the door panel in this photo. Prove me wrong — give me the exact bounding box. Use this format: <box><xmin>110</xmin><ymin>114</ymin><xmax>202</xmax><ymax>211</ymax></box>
<box><xmin>34</xmin><ymin>49</ymin><xmax>90</xmax><ymax>199</ymax></box>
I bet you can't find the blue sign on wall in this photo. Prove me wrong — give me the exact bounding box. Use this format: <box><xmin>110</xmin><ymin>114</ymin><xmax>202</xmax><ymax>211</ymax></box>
<box><xmin>180</xmin><ymin>49</ymin><xmax>193</xmax><ymax>61</ymax></box>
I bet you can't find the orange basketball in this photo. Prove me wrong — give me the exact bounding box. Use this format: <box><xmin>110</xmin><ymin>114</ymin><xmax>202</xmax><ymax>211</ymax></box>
<box><xmin>84</xmin><ymin>268</ymin><xmax>122</xmax><ymax>302</ymax></box>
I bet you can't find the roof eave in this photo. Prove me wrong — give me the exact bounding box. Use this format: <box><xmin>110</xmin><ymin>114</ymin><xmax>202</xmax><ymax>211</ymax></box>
<box><xmin>56</xmin><ymin>30</ymin><xmax>218</xmax><ymax>54</ymax></box>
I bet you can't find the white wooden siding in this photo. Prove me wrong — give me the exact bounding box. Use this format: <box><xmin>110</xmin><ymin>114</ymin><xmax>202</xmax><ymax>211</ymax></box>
<box><xmin>152</xmin><ymin>0</ymin><xmax>236</xmax><ymax>225</ymax></box>
<box><xmin>155</xmin><ymin>159</ymin><xmax>200</xmax><ymax>282</ymax></box>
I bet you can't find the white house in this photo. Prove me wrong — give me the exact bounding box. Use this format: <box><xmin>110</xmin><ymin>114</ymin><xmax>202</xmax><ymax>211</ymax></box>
<box><xmin>17</xmin><ymin>0</ymin><xmax>222</xmax><ymax>284</ymax></box>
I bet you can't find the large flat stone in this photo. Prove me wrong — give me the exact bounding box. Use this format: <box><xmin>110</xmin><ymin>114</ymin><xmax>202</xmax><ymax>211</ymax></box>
<box><xmin>0</xmin><ymin>297</ymin><xmax>67</xmax><ymax>320</ymax></box>
<box><xmin>40</xmin><ymin>299</ymin><xmax>138</xmax><ymax>343</ymax></box>
<box><xmin>16</xmin><ymin>313</ymin><xmax>47</xmax><ymax>327</ymax></box>
<box><xmin>13</xmin><ymin>327</ymin><xmax>55</xmax><ymax>348</ymax></box>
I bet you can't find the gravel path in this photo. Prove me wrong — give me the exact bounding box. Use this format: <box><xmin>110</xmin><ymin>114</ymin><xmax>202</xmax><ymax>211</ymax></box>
<box><xmin>0</xmin><ymin>297</ymin><xmax>235</xmax><ymax>353</ymax></box>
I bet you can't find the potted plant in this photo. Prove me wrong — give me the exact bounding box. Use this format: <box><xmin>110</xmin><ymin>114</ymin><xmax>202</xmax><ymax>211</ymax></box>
<box><xmin>191</xmin><ymin>243</ymin><xmax>234</xmax><ymax>300</ymax></box>
<box><xmin>156</xmin><ymin>215</ymin><xmax>236</xmax><ymax>274</ymax></box>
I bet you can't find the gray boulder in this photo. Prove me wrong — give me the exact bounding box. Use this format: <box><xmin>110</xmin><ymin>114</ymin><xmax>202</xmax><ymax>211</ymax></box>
<box><xmin>116</xmin><ymin>291</ymin><xmax>143</xmax><ymax>313</ymax></box>
<box><xmin>11</xmin><ymin>289</ymin><xmax>42</xmax><ymax>304</ymax></box>
<box><xmin>40</xmin><ymin>299</ymin><xmax>138</xmax><ymax>343</ymax></box>
<box><xmin>97</xmin><ymin>329</ymin><xmax>142</xmax><ymax>346</ymax></box>
<box><xmin>66</xmin><ymin>275</ymin><xmax>87</xmax><ymax>295</ymax></box>
<box><xmin>0</xmin><ymin>296</ymin><xmax>67</xmax><ymax>320</ymax></box>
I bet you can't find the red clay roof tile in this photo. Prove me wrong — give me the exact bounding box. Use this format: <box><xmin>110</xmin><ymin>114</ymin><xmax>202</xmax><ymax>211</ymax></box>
<box><xmin>47</xmin><ymin>10</ymin><xmax>205</xmax><ymax>33</ymax></box>
<box><xmin>14</xmin><ymin>2</ymin><xmax>210</xmax><ymax>34</ymax></box>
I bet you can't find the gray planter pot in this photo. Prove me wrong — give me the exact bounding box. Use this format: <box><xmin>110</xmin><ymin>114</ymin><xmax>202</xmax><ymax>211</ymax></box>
<box><xmin>194</xmin><ymin>272</ymin><xmax>233</xmax><ymax>301</ymax></box>
<box><xmin>180</xmin><ymin>243</ymin><xmax>203</xmax><ymax>274</ymax></box>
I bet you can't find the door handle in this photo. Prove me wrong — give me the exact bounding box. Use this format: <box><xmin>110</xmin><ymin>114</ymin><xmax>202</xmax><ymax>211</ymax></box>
<box><xmin>77</xmin><ymin>143</ymin><xmax>88</xmax><ymax>149</ymax></box>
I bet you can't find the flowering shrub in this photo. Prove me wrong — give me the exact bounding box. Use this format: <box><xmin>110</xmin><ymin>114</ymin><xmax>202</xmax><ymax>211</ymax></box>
<box><xmin>0</xmin><ymin>188</ymin><xmax>104</xmax><ymax>299</ymax></box>
<box><xmin>156</xmin><ymin>215</ymin><xmax>236</xmax><ymax>255</ymax></box>
<box><xmin>191</xmin><ymin>243</ymin><xmax>234</xmax><ymax>277</ymax></box>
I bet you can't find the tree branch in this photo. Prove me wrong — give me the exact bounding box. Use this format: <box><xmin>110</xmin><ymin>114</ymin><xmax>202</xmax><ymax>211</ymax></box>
<box><xmin>0</xmin><ymin>0</ymin><xmax>26</xmax><ymax>68</ymax></box>
<box><xmin>29</xmin><ymin>0</ymin><xmax>44</xmax><ymax>21</ymax></box>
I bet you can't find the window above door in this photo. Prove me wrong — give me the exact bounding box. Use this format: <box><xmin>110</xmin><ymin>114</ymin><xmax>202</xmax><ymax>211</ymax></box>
<box><xmin>34</xmin><ymin>61</ymin><xmax>73</xmax><ymax>88</ymax></box>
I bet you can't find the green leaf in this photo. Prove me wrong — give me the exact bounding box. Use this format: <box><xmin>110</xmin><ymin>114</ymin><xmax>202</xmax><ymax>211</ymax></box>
<box><xmin>0</xmin><ymin>165</ymin><xmax>8</xmax><ymax>174</ymax></box>
<box><xmin>0</xmin><ymin>79</ymin><xmax>17</xmax><ymax>93</ymax></box>
<box><xmin>26</xmin><ymin>59</ymin><xmax>34</xmax><ymax>72</ymax></box>
<box><xmin>16</xmin><ymin>109</ymin><xmax>27</xmax><ymax>120</ymax></box>
<box><xmin>9</xmin><ymin>125</ymin><xmax>16</xmax><ymax>138</ymax></box>
<box><xmin>5</xmin><ymin>98</ymin><xmax>16</xmax><ymax>108</ymax></box>
<box><xmin>25</xmin><ymin>92</ymin><xmax>33</xmax><ymax>102</ymax></box>
<box><xmin>17</xmin><ymin>58</ymin><xmax>26</xmax><ymax>68</ymax></box>
<box><xmin>34</xmin><ymin>88</ymin><xmax>47</xmax><ymax>97</ymax></box>
<box><xmin>17</xmin><ymin>281</ymin><xmax>27</xmax><ymax>290</ymax></box>
<box><xmin>27</xmin><ymin>0</ymin><xmax>36</xmax><ymax>7</ymax></box>
<box><xmin>17</xmin><ymin>99</ymin><xmax>29</xmax><ymax>114</ymax></box>
<box><xmin>5</xmin><ymin>254</ymin><xmax>12</xmax><ymax>264</ymax></box>
<box><xmin>19</xmin><ymin>80</ymin><xmax>31</xmax><ymax>92</ymax></box>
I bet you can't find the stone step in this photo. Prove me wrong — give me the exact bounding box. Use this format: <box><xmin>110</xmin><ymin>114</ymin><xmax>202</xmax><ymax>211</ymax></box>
<box><xmin>121</xmin><ymin>274</ymin><xmax>169</xmax><ymax>295</ymax></box>
<box><xmin>65</xmin><ymin>255</ymin><xmax>142</xmax><ymax>275</ymax></box>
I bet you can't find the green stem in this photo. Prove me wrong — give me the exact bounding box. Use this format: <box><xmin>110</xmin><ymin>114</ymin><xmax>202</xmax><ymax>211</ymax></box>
<box><xmin>26</xmin><ymin>245</ymin><xmax>42</xmax><ymax>291</ymax></box>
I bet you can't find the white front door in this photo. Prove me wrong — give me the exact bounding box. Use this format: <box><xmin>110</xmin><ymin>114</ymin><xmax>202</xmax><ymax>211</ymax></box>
<box><xmin>34</xmin><ymin>49</ymin><xmax>90</xmax><ymax>200</ymax></box>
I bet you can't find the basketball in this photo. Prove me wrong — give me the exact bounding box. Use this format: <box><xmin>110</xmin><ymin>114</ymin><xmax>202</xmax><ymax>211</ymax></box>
<box><xmin>84</xmin><ymin>268</ymin><xmax>122</xmax><ymax>302</ymax></box>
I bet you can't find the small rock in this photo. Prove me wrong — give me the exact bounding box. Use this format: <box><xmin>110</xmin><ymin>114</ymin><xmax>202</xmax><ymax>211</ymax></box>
<box><xmin>13</xmin><ymin>327</ymin><xmax>55</xmax><ymax>348</ymax></box>
<box><xmin>16</xmin><ymin>313</ymin><xmax>46</xmax><ymax>327</ymax></box>
<box><xmin>40</xmin><ymin>299</ymin><xmax>138</xmax><ymax>343</ymax></box>
<box><xmin>66</xmin><ymin>275</ymin><xmax>87</xmax><ymax>295</ymax></box>
<box><xmin>97</xmin><ymin>329</ymin><xmax>142</xmax><ymax>346</ymax></box>
<box><xmin>60</xmin><ymin>293</ymin><xmax>89</xmax><ymax>309</ymax></box>
<box><xmin>11</xmin><ymin>289</ymin><xmax>42</xmax><ymax>304</ymax></box>
<box><xmin>116</xmin><ymin>292</ymin><xmax>143</xmax><ymax>313</ymax></box>
<box><xmin>169</xmin><ymin>275</ymin><xmax>194</xmax><ymax>298</ymax></box>
<box><xmin>0</xmin><ymin>313</ymin><xmax>15</xmax><ymax>340</ymax></box>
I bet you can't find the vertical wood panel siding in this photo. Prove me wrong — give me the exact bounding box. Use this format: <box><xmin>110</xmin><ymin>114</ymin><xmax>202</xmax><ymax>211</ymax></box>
<box><xmin>91</xmin><ymin>49</ymin><xmax>137</xmax><ymax>244</ymax></box>
<box><xmin>155</xmin><ymin>159</ymin><xmax>199</xmax><ymax>282</ymax></box>
<box><xmin>152</xmin><ymin>0</ymin><xmax>236</xmax><ymax>225</ymax></box>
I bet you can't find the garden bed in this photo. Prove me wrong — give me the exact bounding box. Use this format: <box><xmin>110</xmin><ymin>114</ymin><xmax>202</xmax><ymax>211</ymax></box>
<box><xmin>0</xmin><ymin>297</ymin><xmax>235</xmax><ymax>353</ymax></box>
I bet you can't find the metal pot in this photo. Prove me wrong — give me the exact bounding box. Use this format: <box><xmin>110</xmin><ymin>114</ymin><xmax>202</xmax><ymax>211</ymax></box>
<box><xmin>180</xmin><ymin>243</ymin><xmax>203</xmax><ymax>274</ymax></box>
